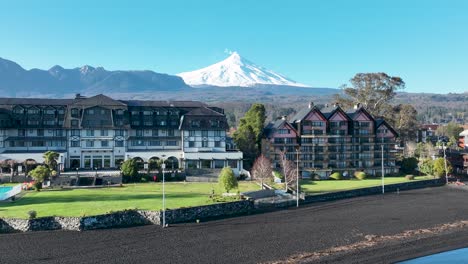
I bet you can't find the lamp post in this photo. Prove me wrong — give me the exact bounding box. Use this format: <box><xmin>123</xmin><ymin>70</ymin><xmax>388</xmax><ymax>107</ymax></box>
<box><xmin>381</xmin><ymin>135</ymin><xmax>385</xmax><ymax>194</ymax></box>
<box><xmin>296</xmin><ymin>145</ymin><xmax>300</xmax><ymax>208</ymax></box>
<box><xmin>161</xmin><ymin>154</ymin><xmax>166</xmax><ymax>228</ymax></box>
<box><xmin>443</xmin><ymin>142</ymin><xmax>449</xmax><ymax>184</ymax></box>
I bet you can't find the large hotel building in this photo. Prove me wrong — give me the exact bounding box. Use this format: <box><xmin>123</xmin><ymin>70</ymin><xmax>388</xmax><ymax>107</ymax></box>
<box><xmin>0</xmin><ymin>94</ymin><xmax>243</xmax><ymax>175</ymax></box>
<box><xmin>263</xmin><ymin>102</ymin><xmax>399</xmax><ymax>178</ymax></box>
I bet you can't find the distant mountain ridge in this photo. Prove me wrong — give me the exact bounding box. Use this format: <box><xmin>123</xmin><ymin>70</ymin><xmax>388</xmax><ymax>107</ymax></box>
<box><xmin>0</xmin><ymin>57</ymin><xmax>189</xmax><ymax>97</ymax></box>
<box><xmin>178</xmin><ymin>52</ymin><xmax>309</xmax><ymax>87</ymax></box>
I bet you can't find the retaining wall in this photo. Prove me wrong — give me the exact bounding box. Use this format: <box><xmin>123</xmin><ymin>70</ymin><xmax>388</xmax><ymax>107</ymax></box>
<box><xmin>302</xmin><ymin>178</ymin><xmax>445</xmax><ymax>204</ymax></box>
<box><xmin>0</xmin><ymin>178</ymin><xmax>445</xmax><ymax>233</ymax></box>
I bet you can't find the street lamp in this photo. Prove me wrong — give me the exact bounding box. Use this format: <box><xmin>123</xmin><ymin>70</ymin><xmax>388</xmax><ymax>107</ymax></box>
<box><xmin>295</xmin><ymin>145</ymin><xmax>300</xmax><ymax>208</ymax></box>
<box><xmin>443</xmin><ymin>142</ymin><xmax>449</xmax><ymax>184</ymax></box>
<box><xmin>161</xmin><ymin>154</ymin><xmax>167</xmax><ymax>228</ymax></box>
<box><xmin>381</xmin><ymin>142</ymin><xmax>385</xmax><ymax>194</ymax></box>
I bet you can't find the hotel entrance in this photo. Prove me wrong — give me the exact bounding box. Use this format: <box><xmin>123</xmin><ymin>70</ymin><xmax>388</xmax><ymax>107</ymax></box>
<box><xmin>82</xmin><ymin>152</ymin><xmax>113</xmax><ymax>169</ymax></box>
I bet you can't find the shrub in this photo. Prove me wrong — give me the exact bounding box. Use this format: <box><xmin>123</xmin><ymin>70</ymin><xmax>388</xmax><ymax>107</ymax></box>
<box><xmin>400</xmin><ymin>157</ymin><xmax>418</xmax><ymax>174</ymax></box>
<box><xmin>329</xmin><ymin>172</ymin><xmax>342</xmax><ymax>180</ymax></box>
<box><xmin>354</xmin><ymin>171</ymin><xmax>367</xmax><ymax>180</ymax></box>
<box><xmin>218</xmin><ymin>167</ymin><xmax>238</xmax><ymax>193</ymax></box>
<box><xmin>433</xmin><ymin>158</ymin><xmax>452</xmax><ymax>178</ymax></box>
<box><xmin>33</xmin><ymin>181</ymin><xmax>42</xmax><ymax>191</ymax></box>
<box><xmin>28</xmin><ymin>210</ymin><xmax>37</xmax><ymax>219</ymax></box>
<box><xmin>273</xmin><ymin>171</ymin><xmax>284</xmax><ymax>181</ymax></box>
<box><xmin>405</xmin><ymin>174</ymin><xmax>415</xmax><ymax>180</ymax></box>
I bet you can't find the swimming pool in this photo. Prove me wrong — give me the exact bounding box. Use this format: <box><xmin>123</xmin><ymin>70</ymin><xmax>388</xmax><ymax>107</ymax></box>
<box><xmin>0</xmin><ymin>185</ymin><xmax>21</xmax><ymax>200</ymax></box>
<box><xmin>399</xmin><ymin>248</ymin><xmax>468</xmax><ymax>263</ymax></box>
<box><xmin>0</xmin><ymin>186</ymin><xmax>13</xmax><ymax>194</ymax></box>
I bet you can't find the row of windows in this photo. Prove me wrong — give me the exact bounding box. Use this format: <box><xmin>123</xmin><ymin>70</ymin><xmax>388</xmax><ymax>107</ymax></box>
<box><xmin>17</xmin><ymin>129</ymin><xmax>64</xmax><ymax>137</ymax></box>
<box><xmin>131</xmin><ymin>120</ymin><xmax>178</xmax><ymax>127</ymax></box>
<box><xmin>131</xmin><ymin>110</ymin><xmax>179</xmax><ymax>116</ymax></box>
<box><xmin>13</xmin><ymin>108</ymin><xmax>65</xmax><ymax>115</ymax></box>
<box><xmin>135</xmin><ymin>129</ymin><xmax>175</xmax><ymax>137</ymax></box>
<box><xmin>187</xmin><ymin>141</ymin><xmax>222</xmax><ymax>148</ymax></box>
<box><xmin>23</xmin><ymin>120</ymin><xmax>64</xmax><ymax>126</ymax></box>
<box><xmin>188</xmin><ymin>130</ymin><xmax>224</xmax><ymax>137</ymax></box>
<box><xmin>10</xmin><ymin>140</ymin><xmax>66</xmax><ymax>147</ymax></box>
<box><xmin>74</xmin><ymin>140</ymin><xmax>123</xmax><ymax>148</ymax></box>
<box><xmin>130</xmin><ymin>140</ymin><xmax>178</xmax><ymax>147</ymax></box>
<box><xmin>190</xmin><ymin>120</ymin><xmax>224</xmax><ymax>128</ymax></box>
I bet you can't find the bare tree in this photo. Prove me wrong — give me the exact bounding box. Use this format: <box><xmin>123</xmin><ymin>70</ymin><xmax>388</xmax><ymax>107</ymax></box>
<box><xmin>251</xmin><ymin>154</ymin><xmax>273</xmax><ymax>189</ymax></box>
<box><xmin>279</xmin><ymin>150</ymin><xmax>297</xmax><ymax>191</ymax></box>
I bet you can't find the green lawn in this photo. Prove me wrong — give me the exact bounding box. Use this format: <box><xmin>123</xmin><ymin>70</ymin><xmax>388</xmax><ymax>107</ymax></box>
<box><xmin>300</xmin><ymin>176</ymin><xmax>435</xmax><ymax>194</ymax></box>
<box><xmin>0</xmin><ymin>182</ymin><xmax>260</xmax><ymax>219</ymax></box>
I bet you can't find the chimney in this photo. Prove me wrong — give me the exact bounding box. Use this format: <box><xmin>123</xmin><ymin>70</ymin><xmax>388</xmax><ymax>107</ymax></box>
<box><xmin>354</xmin><ymin>103</ymin><xmax>361</xmax><ymax>109</ymax></box>
<box><xmin>75</xmin><ymin>93</ymin><xmax>81</xmax><ymax>99</ymax></box>
<box><xmin>281</xmin><ymin>115</ymin><xmax>287</xmax><ymax>121</ymax></box>
<box><xmin>333</xmin><ymin>102</ymin><xmax>339</xmax><ymax>108</ymax></box>
<box><xmin>308</xmin><ymin>101</ymin><xmax>314</xmax><ymax>109</ymax></box>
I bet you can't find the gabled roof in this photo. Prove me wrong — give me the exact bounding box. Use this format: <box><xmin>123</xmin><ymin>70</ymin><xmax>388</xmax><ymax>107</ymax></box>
<box><xmin>375</xmin><ymin>119</ymin><xmax>399</xmax><ymax>137</ymax></box>
<box><xmin>264</xmin><ymin>118</ymin><xmax>297</xmax><ymax>137</ymax></box>
<box><xmin>291</xmin><ymin>106</ymin><xmax>327</xmax><ymax>123</ymax></box>
<box><xmin>71</xmin><ymin>94</ymin><xmax>127</xmax><ymax>107</ymax></box>
<box><xmin>346</xmin><ymin>106</ymin><xmax>375</xmax><ymax>121</ymax></box>
<box><xmin>324</xmin><ymin>106</ymin><xmax>351</xmax><ymax>121</ymax></box>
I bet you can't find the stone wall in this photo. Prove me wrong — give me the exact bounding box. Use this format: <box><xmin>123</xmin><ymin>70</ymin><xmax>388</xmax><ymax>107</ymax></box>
<box><xmin>0</xmin><ymin>178</ymin><xmax>445</xmax><ymax>233</ymax></box>
<box><xmin>302</xmin><ymin>178</ymin><xmax>445</xmax><ymax>204</ymax></box>
<box><xmin>163</xmin><ymin>200</ymin><xmax>254</xmax><ymax>224</ymax></box>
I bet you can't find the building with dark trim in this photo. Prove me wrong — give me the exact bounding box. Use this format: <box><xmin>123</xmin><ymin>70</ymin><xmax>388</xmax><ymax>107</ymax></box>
<box><xmin>262</xmin><ymin>102</ymin><xmax>399</xmax><ymax>178</ymax></box>
<box><xmin>0</xmin><ymin>94</ymin><xmax>243</xmax><ymax>175</ymax></box>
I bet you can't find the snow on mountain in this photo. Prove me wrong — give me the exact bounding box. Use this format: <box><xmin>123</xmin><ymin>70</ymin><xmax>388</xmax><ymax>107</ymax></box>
<box><xmin>177</xmin><ymin>52</ymin><xmax>309</xmax><ymax>87</ymax></box>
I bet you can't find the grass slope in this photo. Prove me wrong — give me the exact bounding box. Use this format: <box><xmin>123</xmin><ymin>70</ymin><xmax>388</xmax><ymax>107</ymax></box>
<box><xmin>0</xmin><ymin>182</ymin><xmax>259</xmax><ymax>219</ymax></box>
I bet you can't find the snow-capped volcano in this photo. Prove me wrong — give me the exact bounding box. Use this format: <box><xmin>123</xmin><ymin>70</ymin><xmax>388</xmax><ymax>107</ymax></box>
<box><xmin>177</xmin><ymin>52</ymin><xmax>308</xmax><ymax>87</ymax></box>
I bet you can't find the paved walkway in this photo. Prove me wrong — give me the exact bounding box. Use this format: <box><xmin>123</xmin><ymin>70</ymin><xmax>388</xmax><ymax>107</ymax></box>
<box><xmin>1</xmin><ymin>186</ymin><xmax>467</xmax><ymax>264</ymax></box>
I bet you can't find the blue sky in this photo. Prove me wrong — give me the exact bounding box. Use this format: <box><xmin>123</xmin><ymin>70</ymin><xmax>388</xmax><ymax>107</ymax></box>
<box><xmin>0</xmin><ymin>0</ymin><xmax>467</xmax><ymax>93</ymax></box>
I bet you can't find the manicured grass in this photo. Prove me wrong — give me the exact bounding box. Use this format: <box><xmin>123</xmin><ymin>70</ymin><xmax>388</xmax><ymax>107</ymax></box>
<box><xmin>300</xmin><ymin>176</ymin><xmax>435</xmax><ymax>194</ymax></box>
<box><xmin>0</xmin><ymin>182</ymin><xmax>260</xmax><ymax>219</ymax></box>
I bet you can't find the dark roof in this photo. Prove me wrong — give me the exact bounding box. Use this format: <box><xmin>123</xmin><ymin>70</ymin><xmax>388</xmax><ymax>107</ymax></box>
<box><xmin>375</xmin><ymin>119</ymin><xmax>399</xmax><ymax>137</ymax></box>
<box><xmin>0</xmin><ymin>98</ymin><xmax>73</xmax><ymax>106</ymax></box>
<box><xmin>291</xmin><ymin>108</ymin><xmax>312</xmax><ymax>122</ymax></box>
<box><xmin>122</xmin><ymin>100</ymin><xmax>206</xmax><ymax>108</ymax></box>
<box><xmin>184</xmin><ymin>107</ymin><xmax>224</xmax><ymax>116</ymax></box>
<box><xmin>71</xmin><ymin>94</ymin><xmax>127</xmax><ymax>107</ymax></box>
<box><xmin>264</xmin><ymin>118</ymin><xmax>297</xmax><ymax>138</ymax></box>
<box><xmin>320</xmin><ymin>105</ymin><xmax>339</xmax><ymax>118</ymax></box>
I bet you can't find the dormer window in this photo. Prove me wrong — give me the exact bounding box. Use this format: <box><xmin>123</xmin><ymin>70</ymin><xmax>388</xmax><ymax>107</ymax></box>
<box><xmin>13</xmin><ymin>107</ymin><xmax>24</xmax><ymax>114</ymax></box>
<box><xmin>87</xmin><ymin>109</ymin><xmax>94</xmax><ymax>114</ymax></box>
<box><xmin>143</xmin><ymin>111</ymin><xmax>152</xmax><ymax>116</ymax></box>
<box><xmin>278</xmin><ymin>129</ymin><xmax>290</xmax><ymax>134</ymax></box>
<box><xmin>71</xmin><ymin>108</ymin><xmax>79</xmax><ymax>116</ymax></box>
<box><xmin>45</xmin><ymin>109</ymin><xmax>55</xmax><ymax>115</ymax></box>
<box><xmin>210</xmin><ymin>120</ymin><xmax>220</xmax><ymax>128</ymax></box>
<box><xmin>191</xmin><ymin>120</ymin><xmax>200</xmax><ymax>128</ymax></box>
<box><xmin>27</xmin><ymin>108</ymin><xmax>40</xmax><ymax>114</ymax></box>
<box><xmin>116</xmin><ymin>109</ymin><xmax>124</xmax><ymax>115</ymax></box>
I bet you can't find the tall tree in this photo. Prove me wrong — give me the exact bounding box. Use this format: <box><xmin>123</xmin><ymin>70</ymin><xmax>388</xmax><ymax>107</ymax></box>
<box><xmin>278</xmin><ymin>150</ymin><xmax>297</xmax><ymax>191</ymax></box>
<box><xmin>251</xmin><ymin>154</ymin><xmax>273</xmax><ymax>189</ymax></box>
<box><xmin>43</xmin><ymin>151</ymin><xmax>59</xmax><ymax>172</ymax></box>
<box><xmin>335</xmin><ymin>73</ymin><xmax>405</xmax><ymax>117</ymax></box>
<box><xmin>233</xmin><ymin>104</ymin><xmax>266</xmax><ymax>169</ymax></box>
<box><xmin>391</xmin><ymin>104</ymin><xmax>419</xmax><ymax>142</ymax></box>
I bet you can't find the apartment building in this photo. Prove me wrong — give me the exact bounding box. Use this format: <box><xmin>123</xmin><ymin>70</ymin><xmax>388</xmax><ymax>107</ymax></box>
<box><xmin>262</xmin><ymin>102</ymin><xmax>399</xmax><ymax>178</ymax></box>
<box><xmin>0</xmin><ymin>94</ymin><xmax>243</xmax><ymax>175</ymax></box>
